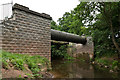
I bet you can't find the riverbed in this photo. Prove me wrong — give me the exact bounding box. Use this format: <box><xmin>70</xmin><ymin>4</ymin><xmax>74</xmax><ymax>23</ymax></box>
<box><xmin>50</xmin><ymin>59</ymin><xmax>120</xmax><ymax>78</ymax></box>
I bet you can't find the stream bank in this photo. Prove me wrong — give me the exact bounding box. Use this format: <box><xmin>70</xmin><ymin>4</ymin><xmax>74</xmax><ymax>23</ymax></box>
<box><xmin>49</xmin><ymin>59</ymin><xmax>120</xmax><ymax>79</ymax></box>
<box><xmin>2</xmin><ymin>51</ymin><xmax>52</xmax><ymax>78</ymax></box>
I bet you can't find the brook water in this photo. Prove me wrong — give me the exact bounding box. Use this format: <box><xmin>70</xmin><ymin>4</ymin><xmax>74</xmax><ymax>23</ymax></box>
<box><xmin>50</xmin><ymin>59</ymin><xmax>120</xmax><ymax>78</ymax></box>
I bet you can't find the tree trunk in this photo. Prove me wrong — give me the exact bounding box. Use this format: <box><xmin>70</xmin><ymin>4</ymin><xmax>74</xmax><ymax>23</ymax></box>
<box><xmin>110</xmin><ymin>22</ymin><xmax>120</xmax><ymax>59</ymax></box>
<box><xmin>107</xmin><ymin>3</ymin><xmax>120</xmax><ymax>59</ymax></box>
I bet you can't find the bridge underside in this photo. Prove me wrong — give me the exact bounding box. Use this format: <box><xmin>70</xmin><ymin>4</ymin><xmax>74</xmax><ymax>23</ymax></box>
<box><xmin>51</xmin><ymin>29</ymin><xmax>87</xmax><ymax>45</ymax></box>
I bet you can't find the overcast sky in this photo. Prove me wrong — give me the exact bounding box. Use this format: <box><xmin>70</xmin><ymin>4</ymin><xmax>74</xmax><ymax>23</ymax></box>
<box><xmin>0</xmin><ymin>0</ymin><xmax>79</xmax><ymax>22</ymax></box>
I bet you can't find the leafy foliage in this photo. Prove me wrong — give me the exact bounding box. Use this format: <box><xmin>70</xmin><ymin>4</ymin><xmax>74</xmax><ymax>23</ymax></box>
<box><xmin>51</xmin><ymin>2</ymin><xmax>120</xmax><ymax>58</ymax></box>
<box><xmin>2</xmin><ymin>51</ymin><xmax>50</xmax><ymax>77</ymax></box>
<box><xmin>51</xmin><ymin>44</ymin><xmax>74</xmax><ymax>60</ymax></box>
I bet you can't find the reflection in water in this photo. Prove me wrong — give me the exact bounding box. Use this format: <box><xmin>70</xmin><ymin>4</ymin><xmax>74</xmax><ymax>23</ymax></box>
<box><xmin>50</xmin><ymin>60</ymin><xmax>119</xmax><ymax>78</ymax></box>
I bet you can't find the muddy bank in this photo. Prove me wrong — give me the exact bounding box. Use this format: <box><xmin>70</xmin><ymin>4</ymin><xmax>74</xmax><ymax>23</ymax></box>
<box><xmin>2</xmin><ymin>64</ymin><xmax>53</xmax><ymax>78</ymax></box>
<box><xmin>2</xmin><ymin>51</ymin><xmax>53</xmax><ymax>79</ymax></box>
<box><xmin>91</xmin><ymin>57</ymin><xmax>120</xmax><ymax>73</ymax></box>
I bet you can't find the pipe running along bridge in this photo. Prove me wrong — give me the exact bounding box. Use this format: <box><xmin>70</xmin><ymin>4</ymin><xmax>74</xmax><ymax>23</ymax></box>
<box><xmin>2</xmin><ymin>3</ymin><xmax>94</xmax><ymax>61</ymax></box>
<box><xmin>51</xmin><ymin>29</ymin><xmax>87</xmax><ymax>45</ymax></box>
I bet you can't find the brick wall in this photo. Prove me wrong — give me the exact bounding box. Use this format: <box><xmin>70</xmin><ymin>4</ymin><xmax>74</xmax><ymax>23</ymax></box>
<box><xmin>2</xmin><ymin>3</ymin><xmax>52</xmax><ymax>60</ymax></box>
<box><xmin>67</xmin><ymin>37</ymin><xmax>94</xmax><ymax>61</ymax></box>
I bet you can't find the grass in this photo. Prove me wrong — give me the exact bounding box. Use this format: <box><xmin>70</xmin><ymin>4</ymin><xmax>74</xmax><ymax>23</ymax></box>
<box><xmin>1</xmin><ymin>50</ymin><xmax>50</xmax><ymax>78</ymax></box>
<box><xmin>95</xmin><ymin>58</ymin><xmax>111</xmax><ymax>65</ymax></box>
<box><xmin>95</xmin><ymin>58</ymin><xmax>120</xmax><ymax>71</ymax></box>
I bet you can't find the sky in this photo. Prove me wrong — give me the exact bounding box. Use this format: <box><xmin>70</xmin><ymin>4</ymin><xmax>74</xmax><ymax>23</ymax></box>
<box><xmin>0</xmin><ymin>0</ymin><xmax>80</xmax><ymax>22</ymax></box>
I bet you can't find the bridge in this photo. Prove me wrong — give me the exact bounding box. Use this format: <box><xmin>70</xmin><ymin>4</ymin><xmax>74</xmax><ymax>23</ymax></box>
<box><xmin>51</xmin><ymin>29</ymin><xmax>87</xmax><ymax>44</ymax></box>
<box><xmin>1</xmin><ymin>3</ymin><xmax>94</xmax><ymax>61</ymax></box>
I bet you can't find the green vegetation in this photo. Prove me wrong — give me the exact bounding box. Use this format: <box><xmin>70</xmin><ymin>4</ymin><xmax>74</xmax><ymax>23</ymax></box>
<box><xmin>51</xmin><ymin>2</ymin><xmax>120</xmax><ymax>59</ymax></box>
<box><xmin>96</xmin><ymin>59</ymin><xmax>111</xmax><ymax>65</ymax></box>
<box><xmin>51</xmin><ymin>2</ymin><xmax>120</xmax><ymax>72</ymax></box>
<box><xmin>95</xmin><ymin>58</ymin><xmax>120</xmax><ymax>71</ymax></box>
<box><xmin>112</xmin><ymin>61</ymin><xmax>119</xmax><ymax>70</ymax></box>
<box><xmin>51</xmin><ymin>44</ymin><xmax>74</xmax><ymax>60</ymax></box>
<box><xmin>2</xmin><ymin>51</ymin><xmax>50</xmax><ymax>78</ymax></box>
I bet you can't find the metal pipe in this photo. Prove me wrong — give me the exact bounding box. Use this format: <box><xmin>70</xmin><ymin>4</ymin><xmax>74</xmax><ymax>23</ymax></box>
<box><xmin>51</xmin><ymin>29</ymin><xmax>87</xmax><ymax>44</ymax></box>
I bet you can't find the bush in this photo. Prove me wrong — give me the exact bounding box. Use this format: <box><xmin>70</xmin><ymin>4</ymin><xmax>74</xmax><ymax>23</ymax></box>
<box><xmin>2</xmin><ymin>50</ymin><xmax>50</xmax><ymax>77</ymax></box>
<box><xmin>112</xmin><ymin>61</ymin><xmax>119</xmax><ymax>69</ymax></box>
<box><xmin>51</xmin><ymin>44</ymin><xmax>74</xmax><ymax>60</ymax></box>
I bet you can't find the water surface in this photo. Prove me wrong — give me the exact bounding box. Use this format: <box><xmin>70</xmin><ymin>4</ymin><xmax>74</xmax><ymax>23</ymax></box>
<box><xmin>50</xmin><ymin>59</ymin><xmax>120</xmax><ymax>78</ymax></box>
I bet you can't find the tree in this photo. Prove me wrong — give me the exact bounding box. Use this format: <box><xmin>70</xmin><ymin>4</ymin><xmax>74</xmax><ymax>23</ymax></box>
<box><xmin>56</xmin><ymin>2</ymin><xmax>120</xmax><ymax>58</ymax></box>
<box><xmin>94</xmin><ymin>2</ymin><xmax>120</xmax><ymax>58</ymax></box>
<box><xmin>51</xmin><ymin>20</ymin><xmax>62</xmax><ymax>30</ymax></box>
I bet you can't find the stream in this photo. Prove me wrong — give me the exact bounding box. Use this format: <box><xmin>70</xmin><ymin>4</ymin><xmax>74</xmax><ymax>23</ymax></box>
<box><xmin>50</xmin><ymin>59</ymin><xmax>120</xmax><ymax>79</ymax></box>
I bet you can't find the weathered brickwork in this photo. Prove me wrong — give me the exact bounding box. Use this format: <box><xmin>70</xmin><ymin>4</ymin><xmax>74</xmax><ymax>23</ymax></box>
<box><xmin>2</xmin><ymin>4</ymin><xmax>52</xmax><ymax>60</ymax></box>
<box><xmin>67</xmin><ymin>37</ymin><xmax>94</xmax><ymax>60</ymax></box>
